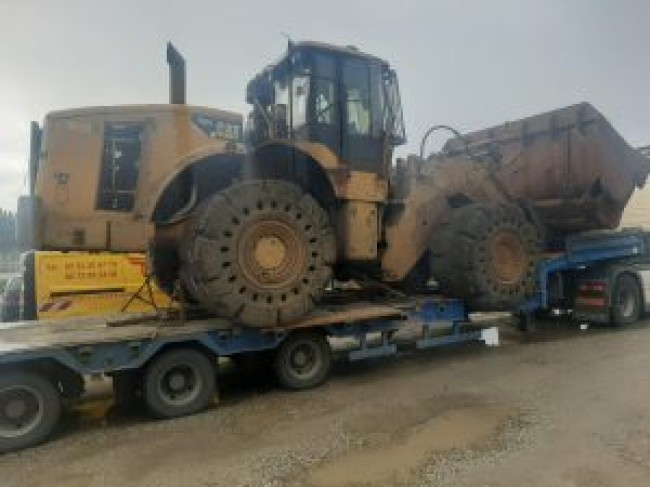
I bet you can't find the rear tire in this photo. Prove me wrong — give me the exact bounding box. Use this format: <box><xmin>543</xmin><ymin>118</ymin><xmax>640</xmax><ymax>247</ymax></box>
<box><xmin>143</xmin><ymin>349</ymin><xmax>216</xmax><ymax>419</ymax></box>
<box><xmin>274</xmin><ymin>331</ymin><xmax>331</xmax><ymax>390</ymax></box>
<box><xmin>0</xmin><ymin>371</ymin><xmax>61</xmax><ymax>453</ymax></box>
<box><xmin>430</xmin><ymin>203</ymin><xmax>542</xmax><ymax>310</ymax></box>
<box><xmin>610</xmin><ymin>274</ymin><xmax>641</xmax><ymax>326</ymax></box>
<box><xmin>180</xmin><ymin>180</ymin><xmax>336</xmax><ymax>327</ymax></box>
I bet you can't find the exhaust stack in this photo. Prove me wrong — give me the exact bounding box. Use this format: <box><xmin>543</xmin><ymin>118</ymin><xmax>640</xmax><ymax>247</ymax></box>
<box><xmin>166</xmin><ymin>42</ymin><xmax>186</xmax><ymax>104</ymax></box>
<box><xmin>28</xmin><ymin>121</ymin><xmax>41</xmax><ymax>196</ymax></box>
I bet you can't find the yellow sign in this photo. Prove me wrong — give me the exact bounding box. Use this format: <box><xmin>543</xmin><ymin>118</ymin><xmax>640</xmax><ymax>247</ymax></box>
<box><xmin>34</xmin><ymin>251</ymin><xmax>173</xmax><ymax>319</ymax></box>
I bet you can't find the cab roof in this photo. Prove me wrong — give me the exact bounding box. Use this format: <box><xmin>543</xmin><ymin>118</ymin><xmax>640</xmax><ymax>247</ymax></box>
<box><xmin>256</xmin><ymin>40</ymin><xmax>389</xmax><ymax>78</ymax></box>
<box><xmin>292</xmin><ymin>40</ymin><xmax>387</xmax><ymax>64</ymax></box>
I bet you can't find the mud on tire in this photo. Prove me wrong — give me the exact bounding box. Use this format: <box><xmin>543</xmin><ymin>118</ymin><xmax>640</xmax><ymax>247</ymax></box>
<box><xmin>180</xmin><ymin>180</ymin><xmax>336</xmax><ymax>327</ymax></box>
<box><xmin>430</xmin><ymin>203</ymin><xmax>542</xmax><ymax>310</ymax></box>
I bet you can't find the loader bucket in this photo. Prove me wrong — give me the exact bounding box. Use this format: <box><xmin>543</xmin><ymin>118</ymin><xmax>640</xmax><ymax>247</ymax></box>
<box><xmin>444</xmin><ymin>103</ymin><xmax>650</xmax><ymax>234</ymax></box>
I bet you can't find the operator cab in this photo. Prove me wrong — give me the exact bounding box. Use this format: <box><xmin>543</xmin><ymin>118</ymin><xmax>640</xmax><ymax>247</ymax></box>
<box><xmin>246</xmin><ymin>41</ymin><xmax>406</xmax><ymax>172</ymax></box>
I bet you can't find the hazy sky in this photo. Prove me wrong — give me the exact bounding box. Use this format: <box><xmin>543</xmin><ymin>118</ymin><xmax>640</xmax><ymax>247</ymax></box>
<box><xmin>1</xmin><ymin>0</ymin><xmax>649</xmax><ymax>211</ymax></box>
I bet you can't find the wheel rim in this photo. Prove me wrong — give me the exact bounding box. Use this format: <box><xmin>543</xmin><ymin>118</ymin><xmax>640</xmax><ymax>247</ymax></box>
<box><xmin>616</xmin><ymin>288</ymin><xmax>635</xmax><ymax>318</ymax></box>
<box><xmin>488</xmin><ymin>230</ymin><xmax>527</xmax><ymax>285</ymax></box>
<box><xmin>238</xmin><ymin>217</ymin><xmax>306</xmax><ymax>289</ymax></box>
<box><xmin>0</xmin><ymin>385</ymin><xmax>44</xmax><ymax>438</ymax></box>
<box><xmin>285</xmin><ymin>341</ymin><xmax>322</xmax><ymax>380</ymax></box>
<box><xmin>157</xmin><ymin>364</ymin><xmax>203</xmax><ymax>407</ymax></box>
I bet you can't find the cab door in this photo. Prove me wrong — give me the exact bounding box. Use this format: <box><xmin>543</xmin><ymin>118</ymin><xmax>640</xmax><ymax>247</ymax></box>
<box><xmin>305</xmin><ymin>52</ymin><xmax>341</xmax><ymax>155</ymax></box>
<box><xmin>341</xmin><ymin>59</ymin><xmax>384</xmax><ymax>173</ymax></box>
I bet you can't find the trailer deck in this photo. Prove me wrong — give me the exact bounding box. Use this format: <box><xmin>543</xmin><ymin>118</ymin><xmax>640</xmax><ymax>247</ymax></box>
<box><xmin>0</xmin><ymin>302</ymin><xmax>403</xmax><ymax>356</ymax></box>
<box><xmin>0</xmin><ymin>301</ymin><xmax>409</xmax><ymax>374</ymax></box>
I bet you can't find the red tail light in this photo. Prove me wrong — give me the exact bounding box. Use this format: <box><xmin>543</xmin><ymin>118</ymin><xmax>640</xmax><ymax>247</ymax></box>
<box><xmin>578</xmin><ymin>281</ymin><xmax>606</xmax><ymax>292</ymax></box>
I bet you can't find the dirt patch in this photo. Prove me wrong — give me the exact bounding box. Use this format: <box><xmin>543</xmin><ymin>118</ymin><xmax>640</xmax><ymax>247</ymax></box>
<box><xmin>306</xmin><ymin>404</ymin><xmax>512</xmax><ymax>486</ymax></box>
<box><xmin>25</xmin><ymin>473</ymin><xmax>95</xmax><ymax>487</ymax></box>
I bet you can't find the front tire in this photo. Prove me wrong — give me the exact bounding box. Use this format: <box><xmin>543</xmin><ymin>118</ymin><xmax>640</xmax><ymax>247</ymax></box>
<box><xmin>180</xmin><ymin>180</ymin><xmax>336</xmax><ymax>327</ymax></box>
<box><xmin>430</xmin><ymin>203</ymin><xmax>542</xmax><ymax>310</ymax></box>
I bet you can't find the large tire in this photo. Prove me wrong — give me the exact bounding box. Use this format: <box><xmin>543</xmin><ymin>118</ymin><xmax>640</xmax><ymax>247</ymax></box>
<box><xmin>610</xmin><ymin>273</ymin><xmax>642</xmax><ymax>326</ymax></box>
<box><xmin>180</xmin><ymin>180</ymin><xmax>336</xmax><ymax>327</ymax></box>
<box><xmin>430</xmin><ymin>203</ymin><xmax>542</xmax><ymax>310</ymax></box>
<box><xmin>0</xmin><ymin>371</ymin><xmax>62</xmax><ymax>453</ymax></box>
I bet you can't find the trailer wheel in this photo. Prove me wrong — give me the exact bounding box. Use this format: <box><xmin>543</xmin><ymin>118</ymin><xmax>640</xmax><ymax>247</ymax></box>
<box><xmin>143</xmin><ymin>349</ymin><xmax>216</xmax><ymax>419</ymax></box>
<box><xmin>611</xmin><ymin>274</ymin><xmax>642</xmax><ymax>326</ymax></box>
<box><xmin>0</xmin><ymin>371</ymin><xmax>61</xmax><ymax>453</ymax></box>
<box><xmin>274</xmin><ymin>331</ymin><xmax>331</xmax><ymax>390</ymax></box>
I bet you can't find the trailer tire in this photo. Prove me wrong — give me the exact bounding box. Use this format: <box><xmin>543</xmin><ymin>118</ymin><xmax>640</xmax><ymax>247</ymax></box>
<box><xmin>430</xmin><ymin>203</ymin><xmax>542</xmax><ymax>311</ymax></box>
<box><xmin>611</xmin><ymin>274</ymin><xmax>642</xmax><ymax>326</ymax></box>
<box><xmin>274</xmin><ymin>331</ymin><xmax>331</xmax><ymax>390</ymax></box>
<box><xmin>0</xmin><ymin>371</ymin><xmax>61</xmax><ymax>453</ymax></box>
<box><xmin>143</xmin><ymin>349</ymin><xmax>216</xmax><ymax>419</ymax></box>
<box><xmin>180</xmin><ymin>180</ymin><xmax>336</xmax><ymax>327</ymax></box>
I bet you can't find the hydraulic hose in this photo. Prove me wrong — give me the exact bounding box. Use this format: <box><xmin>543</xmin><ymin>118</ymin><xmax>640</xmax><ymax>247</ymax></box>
<box><xmin>419</xmin><ymin>124</ymin><xmax>470</xmax><ymax>160</ymax></box>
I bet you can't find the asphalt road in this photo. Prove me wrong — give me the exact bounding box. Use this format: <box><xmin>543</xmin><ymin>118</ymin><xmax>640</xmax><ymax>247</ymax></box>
<box><xmin>1</xmin><ymin>318</ymin><xmax>650</xmax><ymax>487</ymax></box>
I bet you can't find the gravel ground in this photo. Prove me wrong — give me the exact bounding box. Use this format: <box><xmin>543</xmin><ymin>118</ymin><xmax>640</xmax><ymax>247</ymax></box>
<box><xmin>1</xmin><ymin>318</ymin><xmax>650</xmax><ymax>486</ymax></box>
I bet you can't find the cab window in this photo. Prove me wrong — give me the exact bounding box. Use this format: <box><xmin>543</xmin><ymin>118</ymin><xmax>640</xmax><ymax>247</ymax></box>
<box><xmin>312</xmin><ymin>78</ymin><xmax>336</xmax><ymax>124</ymax></box>
<box><xmin>343</xmin><ymin>60</ymin><xmax>371</xmax><ymax>136</ymax></box>
<box><xmin>96</xmin><ymin>122</ymin><xmax>143</xmax><ymax>212</ymax></box>
<box><xmin>292</xmin><ymin>75</ymin><xmax>309</xmax><ymax>131</ymax></box>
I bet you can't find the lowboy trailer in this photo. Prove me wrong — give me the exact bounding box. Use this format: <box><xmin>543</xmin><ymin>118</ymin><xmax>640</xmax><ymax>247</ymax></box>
<box><xmin>0</xmin><ymin>296</ymin><xmax>493</xmax><ymax>453</ymax></box>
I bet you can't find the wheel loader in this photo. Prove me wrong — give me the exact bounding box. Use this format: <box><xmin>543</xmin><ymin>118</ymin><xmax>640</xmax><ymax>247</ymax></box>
<box><xmin>18</xmin><ymin>41</ymin><xmax>650</xmax><ymax>327</ymax></box>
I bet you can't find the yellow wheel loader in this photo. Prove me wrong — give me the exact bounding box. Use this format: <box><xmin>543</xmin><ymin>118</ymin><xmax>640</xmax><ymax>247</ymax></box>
<box><xmin>19</xmin><ymin>42</ymin><xmax>650</xmax><ymax>327</ymax></box>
